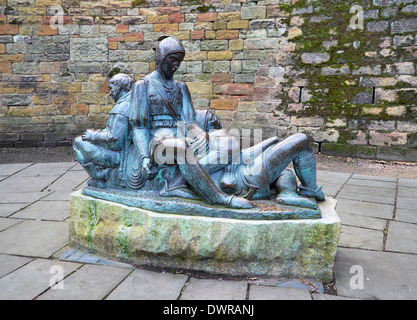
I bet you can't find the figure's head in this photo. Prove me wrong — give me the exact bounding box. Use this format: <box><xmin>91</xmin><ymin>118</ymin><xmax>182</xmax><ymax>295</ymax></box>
<box><xmin>155</xmin><ymin>36</ymin><xmax>185</xmax><ymax>78</ymax></box>
<box><xmin>195</xmin><ymin>110</ymin><xmax>222</xmax><ymax>131</ymax></box>
<box><xmin>108</xmin><ymin>73</ymin><xmax>134</xmax><ymax>102</ymax></box>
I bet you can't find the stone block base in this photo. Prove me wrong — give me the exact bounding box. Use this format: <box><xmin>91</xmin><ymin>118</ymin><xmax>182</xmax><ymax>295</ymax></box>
<box><xmin>69</xmin><ymin>190</ymin><xmax>340</xmax><ymax>282</ymax></box>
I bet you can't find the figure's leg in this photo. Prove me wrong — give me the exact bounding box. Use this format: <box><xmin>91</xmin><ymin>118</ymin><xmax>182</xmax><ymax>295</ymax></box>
<box><xmin>159</xmin><ymin>165</ymin><xmax>199</xmax><ymax>199</ymax></box>
<box><xmin>275</xmin><ymin>169</ymin><xmax>318</xmax><ymax>209</ymax></box>
<box><xmin>73</xmin><ymin>137</ymin><xmax>117</xmax><ymax>185</ymax></box>
<box><xmin>73</xmin><ymin>137</ymin><xmax>120</xmax><ymax>168</ymax></box>
<box><xmin>156</xmin><ymin>138</ymin><xmax>255</xmax><ymax>209</ymax></box>
<box><xmin>241</xmin><ymin>136</ymin><xmax>281</xmax><ymax>165</ymax></box>
<box><xmin>262</xmin><ymin>133</ymin><xmax>325</xmax><ymax>201</ymax></box>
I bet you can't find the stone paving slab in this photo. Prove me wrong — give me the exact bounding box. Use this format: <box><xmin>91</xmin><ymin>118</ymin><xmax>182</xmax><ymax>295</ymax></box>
<box><xmin>334</xmin><ymin>248</ymin><xmax>417</xmax><ymax>300</ymax></box>
<box><xmin>395</xmin><ymin>208</ymin><xmax>417</xmax><ymax>224</ymax></box>
<box><xmin>351</xmin><ymin>174</ymin><xmax>397</xmax><ymax>182</ymax></box>
<box><xmin>0</xmin><ymin>218</ymin><xmax>23</xmax><ymax>231</ymax></box>
<box><xmin>337</xmin><ymin>191</ymin><xmax>396</xmax><ymax>205</ymax></box>
<box><xmin>45</xmin><ymin>170</ymin><xmax>89</xmax><ymax>192</ymax></box>
<box><xmin>317</xmin><ymin>171</ymin><xmax>351</xmax><ymax>185</ymax></box>
<box><xmin>37</xmin><ymin>264</ymin><xmax>132</xmax><ymax>300</ymax></box>
<box><xmin>338</xmin><ymin>225</ymin><xmax>384</xmax><ymax>251</ymax></box>
<box><xmin>249</xmin><ymin>285</ymin><xmax>312</xmax><ymax>300</ymax></box>
<box><xmin>311</xmin><ymin>293</ymin><xmax>361</xmax><ymax>300</ymax></box>
<box><xmin>335</xmin><ymin>198</ymin><xmax>394</xmax><ymax>219</ymax></box>
<box><xmin>396</xmin><ymin>197</ymin><xmax>415</xmax><ymax>211</ymax></box>
<box><xmin>398</xmin><ymin>178</ymin><xmax>417</xmax><ymax>188</ymax></box>
<box><xmin>0</xmin><ymin>191</ymin><xmax>51</xmax><ymax>204</ymax></box>
<box><xmin>0</xmin><ymin>203</ymin><xmax>30</xmax><ymax>217</ymax></box>
<box><xmin>107</xmin><ymin>269</ymin><xmax>188</xmax><ymax>300</ymax></box>
<box><xmin>42</xmin><ymin>191</ymin><xmax>77</xmax><ymax>201</ymax></box>
<box><xmin>0</xmin><ymin>259</ymin><xmax>81</xmax><ymax>300</ymax></box>
<box><xmin>0</xmin><ymin>253</ymin><xmax>33</xmax><ymax>278</ymax></box>
<box><xmin>180</xmin><ymin>278</ymin><xmax>248</xmax><ymax>300</ymax></box>
<box><xmin>385</xmin><ymin>221</ymin><xmax>417</xmax><ymax>254</ymax></box>
<box><xmin>0</xmin><ymin>161</ymin><xmax>416</xmax><ymax>300</ymax></box>
<box><xmin>340</xmin><ymin>184</ymin><xmax>397</xmax><ymax>197</ymax></box>
<box><xmin>346</xmin><ymin>178</ymin><xmax>397</xmax><ymax>189</ymax></box>
<box><xmin>397</xmin><ymin>187</ymin><xmax>416</xmax><ymax>198</ymax></box>
<box><xmin>11</xmin><ymin>200</ymin><xmax>70</xmax><ymax>221</ymax></box>
<box><xmin>12</xmin><ymin>162</ymin><xmax>75</xmax><ymax>177</ymax></box>
<box><xmin>337</xmin><ymin>212</ymin><xmax>387</xmax><ymax>231</ymax></box>
<box><xmin>0</xmin><ymin>163</ymin><xmax>32</xmax><ymax>176</ymax></box>
<box><xmin>0</xmin><ymin>175</ymin><xmax>59</xmax><ymax>193</ymax></box>
<box><xmin>0</xmin><ymin>220</ymin><xmax>68</xmax><ymax>258</ymax></box>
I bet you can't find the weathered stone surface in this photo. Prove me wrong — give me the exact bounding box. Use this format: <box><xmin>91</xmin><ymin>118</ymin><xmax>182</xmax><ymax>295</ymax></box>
<box><xmin>0</xmin><ymin>220</ymin><xmax>69</xmax><ymax>258</ymax></box>
<box><xmin>70</xmin><ymin>38</ymin><xmax>108</xmax><ymax>62</ymax></box>
<box><xmin>107</xmin><ymin>269</ymin><xmax>188</xmax><ymax>300</ymax></box>
<box><xmin>0</xmin><ymin>94</ymin><xmax>32</xmax><ymax>106</ymax></box>
<box><xmin>37</xmin><ymin>264</ymin><xmax>132</xmax><ymax>300</ymax></box>
<box><xmin>69</xmin><ymin>191</ymin><xmax>340</xmax><ymax>281</ymax></box>
<box><xmin>0</xmin><ymin>1</ymin><xmax>416</xmax><ymax>162</ymax></box>
<box><xmin>335</xmin><ymin>248</ymin><xmax>417</xmax><ymax>300</ymax></box>
<box><xmin>391</xmin><ymin>18</ymin><xmax>417</xmax><ymax>34</ymax></box>
<box><xmin>181</xmin><ymin>278</ymin><xmax>247</xmax><ymax>300</ymax></box>
<box><xmin>301</xmin><ymin>53</ymin><xmax>330</xmax><ymax>65</ymax></box>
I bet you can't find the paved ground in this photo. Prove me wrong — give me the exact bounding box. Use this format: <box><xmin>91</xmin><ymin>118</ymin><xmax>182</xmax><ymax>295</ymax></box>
<box><xmin>0</xmin><ymin>161</ymin><xmax>416</xmax><ymax>300</ymax></box>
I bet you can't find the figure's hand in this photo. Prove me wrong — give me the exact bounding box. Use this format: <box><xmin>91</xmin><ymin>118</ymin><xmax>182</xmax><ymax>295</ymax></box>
<box><xmin>82</xmin><ymin>130</ymin><xmax>95</xmax><ymax>141</ymax></box>
<box><xmin>190</xmin><ymin>132</ymin><xmax>208</xmax><ymax>156</ymax></box>
<box><xmin>141</xmin><ymin>157</ymin><xmax>156</xmax><ymax>180</ymax></box>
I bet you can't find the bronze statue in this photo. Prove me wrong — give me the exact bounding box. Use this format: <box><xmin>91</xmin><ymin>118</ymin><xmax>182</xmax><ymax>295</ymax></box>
<box><xmin>75</xmin><ymin>36</ymin><xmax>325</xmax><ymax>219</ymax></box>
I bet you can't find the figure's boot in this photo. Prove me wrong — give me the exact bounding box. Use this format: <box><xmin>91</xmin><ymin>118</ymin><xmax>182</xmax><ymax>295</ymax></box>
<box><xmin>179</xmin><ymin>161</ymin><xmax>255</xmax><ymax>209</ymax></box>
<box><xmin>275</xmin><ymin>170</ymin><xmax>318</xmax><ymax>209</ymax></box>
<box><xmin>82</xmin><ymin>162</ymin><xmax>111</xmax><ymax>189</ymax></box>
<box><xmin>293</xmin><ymin>151</ymin><xmax>325</xmax><ymax>201</ymax></box>
<box><xmin>159</xmin><ymin>168</ymin><xmax>198</xmax><ymax>200</ymax></box>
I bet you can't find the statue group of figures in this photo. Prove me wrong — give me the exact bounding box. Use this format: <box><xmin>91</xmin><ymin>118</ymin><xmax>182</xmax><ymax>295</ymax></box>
<box><xmin>73</xmin><ymin>36</ymin><xmax>325</xmax><ymax>217</ymax></box>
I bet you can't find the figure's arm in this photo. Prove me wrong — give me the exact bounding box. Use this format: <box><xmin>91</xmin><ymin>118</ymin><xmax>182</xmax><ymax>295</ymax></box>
<box><xmin>129</xmin><ymin>80</ymin><xmax>154</xmax><ymax>178</ymax></box>
<box><xmin>84</xmin><ymin>114</ymin><xmax>129</xmax><ymax>151</ymax></box>
<box><xmin>180</xmin><ymin>83</ymin><xmax>208</xmax><ymax>154</ymax></box>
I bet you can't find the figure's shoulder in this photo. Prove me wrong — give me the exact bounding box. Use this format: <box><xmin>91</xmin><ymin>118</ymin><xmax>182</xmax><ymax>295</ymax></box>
<box><xmin>133</xmin><ymin>78</ymin><xmax>146</xmax><ymax>88</ymax></box>
<box><xmin>110</xmin><ymin>93</ymin><xmax>131</xmax><ymax>117</ymax></box>
<box><xmin>177</xmin><ymin>81</ymin><xmax>188</xmax><ymax>91</ymax></box>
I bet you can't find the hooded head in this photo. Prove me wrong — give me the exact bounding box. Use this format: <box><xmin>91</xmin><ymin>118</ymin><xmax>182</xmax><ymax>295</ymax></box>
<box><xmin>155</xmin><ymin>36</ymin><xmax>185</xmax><ymax>74</ymax></box>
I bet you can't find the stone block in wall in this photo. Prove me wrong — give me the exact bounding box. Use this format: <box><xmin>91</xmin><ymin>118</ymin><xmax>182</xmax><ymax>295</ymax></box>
<box><xmin>321</xmin><ymin>143</ymin><xmax>357</xmax><ymax>157</ymax></box>
<box><xmin>376</xmin><ymin>146</ymin><xmax>417</xmax><ymax>162</ymax></box>
<box><xmin>366</xmin><ymin>21</ymin><xmax>389</xmax><ymax>32</ymax></box>
<box><xmin>356</xmin><ymin>145</ymin><xmax>377</xmax><ymax>159</ymax></box>
<box><xmin>241</xmin><ymin>5</ymin><xmax>266</xmax><ymax>20</ymax></box>
<box><xmin>369</xmin><ymin>131</ymin><xmax>408</xmax><ymax>146</ymax></box>
<box><xmin>391</xmin><ymin>18</ymin><xmax>417</xmax><ymax>34</ymax></box>
<box><xmin>301</xmin><ymin>52</ymin><xmax>330</xmax><ymax>65</ymax></box>
<box><xmin>368</xmin><ymin>120</ymin><xmax>396</xmax><ymax>131</ymax></box>
<box><xmin>70</xmin><ymin>38</ymin><xmax>108</xmax><ymax>62</ymax></box>
<box><xmin>0</xmin><ymin>94</ymin><xmax>33</xmax><ymax>106</ymax></box>
<box><xmin>321</xmin><ymin>65</ymin><xmax>350</xmax><ymax>76</ymax></box>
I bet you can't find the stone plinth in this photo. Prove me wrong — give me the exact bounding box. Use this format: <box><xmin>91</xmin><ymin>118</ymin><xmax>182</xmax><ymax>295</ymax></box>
<box><xmin>69</xmin><ymin>190</ymin><xmax>340</xmax><ymax>282</ymax></box>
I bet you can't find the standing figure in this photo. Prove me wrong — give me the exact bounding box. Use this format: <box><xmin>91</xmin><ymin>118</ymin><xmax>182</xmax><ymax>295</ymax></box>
<box><xmin>129</xmin><ymin>36</ymin><xmax>254</xmax><ymax>209</ymax></box>
<box><xmin>73</xmin><ymin>73</ymin><xmax>134</xmax><ymax>188</ymax></box>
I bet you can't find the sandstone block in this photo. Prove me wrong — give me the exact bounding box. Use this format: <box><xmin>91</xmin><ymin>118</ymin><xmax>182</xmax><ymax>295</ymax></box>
<box><xmin>70</xmin><ymin>38</ymin><xmax>108</xmax><ymax>62</ymax></box>
<box><xmin>210</xmin><ymin>99</ymin><xmax>238</xmax><ymax>110</ymax></box>
<box><xmin>213</xmin><ymin>83</ymin><xmax>255</xmax><ymax>96</ymax></box>
<box><xmin>301</xmin><ymin>52</ymin><xmax>330</xmax><ymax>65</ymax></box>
<box><xmin>70</xmin><ymin>191</ymin><xmax>340</xmax><ymax>282</ymax></box>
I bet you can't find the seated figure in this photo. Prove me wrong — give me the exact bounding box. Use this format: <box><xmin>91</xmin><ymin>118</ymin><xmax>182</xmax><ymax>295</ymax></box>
<box><xmin>73</xmin><ymin>73</ymin><xmax>134</xmax><ymax>188</ymax></box>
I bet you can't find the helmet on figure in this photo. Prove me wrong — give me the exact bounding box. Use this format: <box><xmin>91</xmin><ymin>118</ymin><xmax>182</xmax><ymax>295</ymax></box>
<box><xmin>155</xmin><ymin>36</ymin><xmax>185</xmax><ymax>69</ymax></box>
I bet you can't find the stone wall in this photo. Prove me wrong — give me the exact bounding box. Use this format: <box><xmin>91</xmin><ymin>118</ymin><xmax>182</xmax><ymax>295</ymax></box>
<box><xmin>0</xmin><ymin>0</ymin><xmax>416</xmax><ymax>161</ymax></box>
